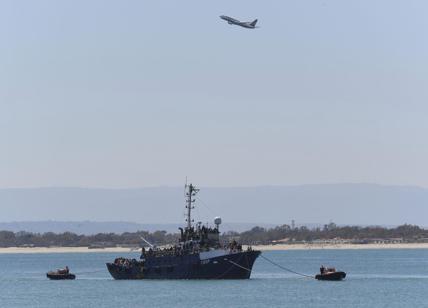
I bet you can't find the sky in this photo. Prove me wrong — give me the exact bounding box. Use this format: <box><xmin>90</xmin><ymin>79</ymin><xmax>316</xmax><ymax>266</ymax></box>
<box><xmin>1</xmin><ymin>0</ymin><xmax>427</xmax><ymax>188</ymax></box>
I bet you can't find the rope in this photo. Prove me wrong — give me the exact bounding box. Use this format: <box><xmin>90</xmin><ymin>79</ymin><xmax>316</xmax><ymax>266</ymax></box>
<box><xmin>226</xmin><ymin>259</ymin><xmax>251</xmax><ymax>272</ymax></box>
<box><xmin>213</xmin><ymin>260</ymin><xmax>239</xmax><ymax>279</ymax></box>
<box><xmin>195</xmin><ymin>197</ymin><xmax>236</xmax><ymax>232</ymax></box>
<box><xmin>213</xmin><ymin>254</ymin><xmax>247</xmax><ymax>279</ymax></box>
<box><xmin>260</xmin><ymin>254</ymin><xmax>314</xmax><ymax>279</ymax></box>
<box><xmin>74</xmin><ymin>269</ymin><xmax>105</xmax><ymax>275</ymax></box>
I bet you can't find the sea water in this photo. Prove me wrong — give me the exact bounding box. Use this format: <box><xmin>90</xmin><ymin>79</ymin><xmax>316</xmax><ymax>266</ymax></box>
<box><xmin>0</xmin><ymin>249</ymin><xmax>427</xmax><ymax>307</ymax></box>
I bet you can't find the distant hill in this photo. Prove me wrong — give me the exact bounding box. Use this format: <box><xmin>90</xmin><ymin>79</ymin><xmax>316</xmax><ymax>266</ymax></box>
<box><xmin>0</xmin><ymin>221</ymin><xmax>167</xmax><ymax>235</ymax></box>
<box><xmin>0</xmin><ymin>184</ymin><xmax>427</xmax><ymax>227</ymax></box>
<box><xmin>0</xmin><ymin>221</ymin><xmax>275</xmax><ymax>235</ymax></box>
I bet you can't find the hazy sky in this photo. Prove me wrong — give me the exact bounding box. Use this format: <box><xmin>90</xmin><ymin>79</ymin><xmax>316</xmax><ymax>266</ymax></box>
<box><xmin>1</xmin><ymin>0</ymin><xmax>427</xmax><ymax>188</ymax></box>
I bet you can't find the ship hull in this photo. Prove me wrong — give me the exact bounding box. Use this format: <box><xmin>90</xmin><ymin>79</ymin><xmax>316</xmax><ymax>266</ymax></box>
<box><xmin>106</xmin><ymin>250</ymin><xmax>261</xmax><ymax>280</ymax></box>
<box><xmin>46</xmin><ymin>273</ymin><xmax>76</xmax><ymax>280</ymax></box>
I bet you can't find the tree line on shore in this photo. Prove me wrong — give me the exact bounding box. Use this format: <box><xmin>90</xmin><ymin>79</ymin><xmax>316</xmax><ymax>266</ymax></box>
<box><xmin>0</xmin><ymin>230</ymin><xmax>178</xmax><ymax>248</ymax></box>
<box><xmin>227</xmin><ymin>223</ymin><xmax>428</xmax><ymax>245</ymax></box>
<box><xmin>0</xmin><ymin>223</ymin><xmax>427</xmax><ymax>247</ymax></box>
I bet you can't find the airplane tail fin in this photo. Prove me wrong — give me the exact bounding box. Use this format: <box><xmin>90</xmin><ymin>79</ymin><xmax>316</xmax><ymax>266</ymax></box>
<box><xmin>250</xmin><ymin>19</ymin><xmax>258</xmax><ymax>27</ymax></box>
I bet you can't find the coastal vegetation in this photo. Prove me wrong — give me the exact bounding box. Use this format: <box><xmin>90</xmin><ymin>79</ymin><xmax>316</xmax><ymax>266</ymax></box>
<box><xmin>227</xmin><ymin>223</ymin><xmax>428</xmax><ymax>245</ymax></box>
<box><xmin>0</xmin><ymin>223</ymin><xmax>427</xmax><ymax>247</ymax></box>
<box><xmin>0</xmin><ymin>230</ymin><xmax>178</xmax><ymax>248</ymax></box>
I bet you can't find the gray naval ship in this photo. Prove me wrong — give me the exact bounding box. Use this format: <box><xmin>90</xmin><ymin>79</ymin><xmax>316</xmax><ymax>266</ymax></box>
<box><xmin>106</xmin><ymin>184</ymin><xmax>261</xmax><ymax>279</ymax></box>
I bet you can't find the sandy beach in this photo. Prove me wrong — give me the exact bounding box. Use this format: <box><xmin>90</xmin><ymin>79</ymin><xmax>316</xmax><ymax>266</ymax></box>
<box><xmin>249</xmin><ymin>243</ymin><xmax>428</xmax><ymax>251</ymax></box>
<box><xmin>1</xmin><ymin>243</ymin><xmax>428</xmax><ymax>254</ymax></box>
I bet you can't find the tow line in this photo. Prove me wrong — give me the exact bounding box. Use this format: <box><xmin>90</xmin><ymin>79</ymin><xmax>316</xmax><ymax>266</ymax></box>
<box><xmin>260</xmin><ymin>254</ymin><xmax>314</xmax><ymax>279</ymax></box>
<box><xmin>225</xmin><ymin>258</ymin><xmax>252</xmax><ymax>272</ymax></box>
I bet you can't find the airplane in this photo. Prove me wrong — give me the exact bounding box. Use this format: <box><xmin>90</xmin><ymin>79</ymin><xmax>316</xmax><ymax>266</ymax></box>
<box><xmin>220</xmin><ymin>15</ymin><xmax>259</xmax><ymax>29</ymax></box>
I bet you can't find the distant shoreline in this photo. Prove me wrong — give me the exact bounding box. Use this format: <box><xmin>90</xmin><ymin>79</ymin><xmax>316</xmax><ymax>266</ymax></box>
<box><xmin>1</xmin><ymin>243</ymin><xmax>428</xmax><ymax>254</ymax></box>
<box><xmin>249</xmin><ymin>243</ymin><xmax>428</xmax><ymax>250</ymax></box>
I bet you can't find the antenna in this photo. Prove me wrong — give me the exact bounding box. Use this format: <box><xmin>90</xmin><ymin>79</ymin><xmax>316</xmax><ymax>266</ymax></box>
<box><xmin>185</xmin><ymin>183</ymin><xmax>199</xmax><ymax>229</ymax></box>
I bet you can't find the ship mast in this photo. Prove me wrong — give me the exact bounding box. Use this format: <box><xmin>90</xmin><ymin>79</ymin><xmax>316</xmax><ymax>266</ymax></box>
<box><xmin>185</xmin><ymin>183</ymin><xmax>199</xmax><ymax>229</ymax></box>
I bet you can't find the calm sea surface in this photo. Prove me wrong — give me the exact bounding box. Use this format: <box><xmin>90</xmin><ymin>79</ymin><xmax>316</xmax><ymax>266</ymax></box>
<box><xmin>0</xmin><ymin>249</ymin><xmax>427</xmax><ymax>307</ymax></box>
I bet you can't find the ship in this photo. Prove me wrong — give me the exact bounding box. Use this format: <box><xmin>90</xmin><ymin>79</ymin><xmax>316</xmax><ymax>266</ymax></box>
<box><xmin>106</xmin><ymin>183</ymin><xmax>261</xmax><ymax>279</ymax></box>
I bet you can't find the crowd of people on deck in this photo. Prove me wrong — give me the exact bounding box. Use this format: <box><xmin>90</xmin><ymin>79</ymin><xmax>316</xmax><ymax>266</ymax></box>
<box><xmin>140</xmin><ymin>241</ymin><xmax>202</xmax><ymax>259</ymax></box>
<box><xmin>227</xmin><ymin>239</ymin><xmax>243</xmax><ymax>252</ymax></box>
<box><xmin>139</xmin><ymin>239</ymin><xmax>245</xmax><ymax>259</ymax></box>
<box><xmin>114</xmin><ymin>257</ymin><xmax>139</xmax><ymax>269</ymax></box>
<box><xmin>179</xmin><ymin>225</ymin><xmax>219</xmax><ymax>243</ymax></box>
<box><xmin>112</xmin><ymin>238</ymin><xmax>248</xmax><ymax>270</ymax></box>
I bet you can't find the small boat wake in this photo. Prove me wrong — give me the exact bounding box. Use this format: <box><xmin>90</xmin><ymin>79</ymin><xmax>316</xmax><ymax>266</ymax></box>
<box><xmin>349</xmin><ymin>274</ymin><xmax>428</xmax><ymax>280</ymax></box>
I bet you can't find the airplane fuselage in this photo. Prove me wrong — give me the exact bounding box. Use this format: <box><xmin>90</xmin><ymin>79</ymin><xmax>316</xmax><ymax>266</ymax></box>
<box><xmin>220</xmin><ymin>15</ymin><xmax>258</xmax><ymax>29</ymax></box>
